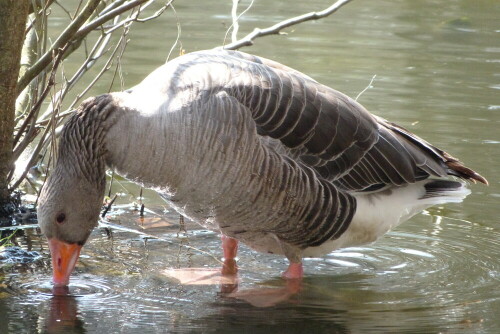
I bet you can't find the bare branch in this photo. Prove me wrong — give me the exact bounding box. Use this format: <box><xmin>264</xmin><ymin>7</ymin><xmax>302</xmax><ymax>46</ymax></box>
<box><xmin>100</xmin><ymin>0</ymin><xmax>129</xmax><ymax>16</ymax></box>
<box><xmin>59</xmin><ymin>0</ymin><xmax>156</xmax><ymax>64</ymax></box>
<box><xmin>25</xmin><ymin>30</ymin><xmax>131</xmax><ymax>177</ymax></box>
<box><xmin>131</xmin><ymin>0</ymin><xmax>170</xmax><ymax>22</ymax></box>
<box><xmin>30</xmin><ymin>27</ymin><xmax>130</xmax><ymax>130</ymax></box>
<box><xmin>9</xmin><ymin>45</ymin><xmax>67</xmax><ymax>189</ymax></box>
<box><xmin>10</xmin><ymin>0</ymin><xmax>171</xmax><ymax>191</ymax></box>
<box><xmin>231</xmin><ymin>0</ymin><xmax>239</xmax><ymax>43</ymax></box>
<box><xmin>17</xmin><ymin>0</ymin><xmax>160</xmax><ymax>97</ymax></box>
<box><xmin>53</xmin><ymin>0</ymin><xmax>74</xmax><ymax>20</ymax></box>
<box><xmin>28</xmin><ymin>0</ymin><xmax>55</xmax><ymax>14</ymax></box>
<box><xmin>73</xmin><ymin>0</ymin><xmax>151</xmax><ymax>40</ymax></box>
<box><xmin>104</xmin><ymin>0</ymin><xmax>172</xmax><ymax>35</ymax></box>
<box><xmin>223</xmin><ymin>0</ymin><xmax>353</xmax><ymax>50</ymax></box>
<box><xmin>355</xmin><ymin>75</ymin><xmax>377</xmax><ymax>101</ymax></box>
<box><xmin>223</xmin><ymin>0</ymin><xmax>255</xmax><ymax>47</ymax></box>
<box><xmin>83</xmin><ymin>29</ymin><xmax>130</xmax><ymax>99</ymax></box>
<box><xmin>35</xmin><ymin>27</ymin><xmax>113</xmax><ymax>124</ymax></box>
<box><xmin>26</xmin><ymin>0</ymin><xmax>55</xmax><ymax>33</ymax></box>
<box><xmin>17</xmin><ymin>0</ymin><xmax>102</xmax><ymax>95</ymax></box>
<box><xmin>16</xmin><ymin>14</ymin><xmax>38</xmax><ymax>118</ymax></box>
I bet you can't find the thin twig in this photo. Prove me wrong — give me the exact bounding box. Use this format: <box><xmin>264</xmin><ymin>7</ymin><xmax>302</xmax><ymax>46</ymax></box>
<box><xmin>26</xmin><ymin>0</ymin><xmax>54</xmax><ymax>34</ymax></box>
<box><xmin>104</xmin><ymin>0</ymin><xmax>171</xmax><ymax>35</ymax></box>
<box><xmin>53</xmin><ymin>0</ymin><xmax>73</xmax><ymax>19</ymax></box>
<box><xmin>140</xmin><ymin>204</ymin><xmax>145</xmax><ymax>217</ymax></box>
<box><xmin>98</xmin><ymin>219</ymin><xmax>224</xmax><ymax>265</ymax></box>
<box><xmin>107</xmin><ymin>25</ymin><xmax>130</xmax><ymax>92</ymax></box>
<box><xmin>107</xmin><ymin>170</ymin><xmax>114</xmax><ymax>198</ymax></box>
<box><xmin>12</xmin><ymin>70</ymin><xmax>56</xmax><ymax>161</ymax></box>
<box><xmin>37</xmin><ymin>18</ymin><xmax>117</xmax><ymax>123</ymax></box>
<box><xmin>355</xmin><ymin>74</ymin><xmax>377</xmax><ymax>101</ymax></box>
<box><xmin>100</xmin><ymin>0</ymin><xmax>128</xmax><ymax>16</ymax></box>
<box><xmin>166</xmin><ymin>2</ymin><xmax>182</xmax><ymax>62</ymax></box>
<box><xmin>28</xmin><ymin>0</ymin><xmax>55</xmax><ymax>15</ymax></box>
<box><xmin>10</xmin><ymin>112</ymin><xmax>54</xmax><ymax>191</ymax></box>
<box><xmin>101</xmin><ymin>194</ymin><xmax>118</xmax><ymax>218</ymax></box>
<box><xmin>75</xmin><ymin>33</ymin><xmax>129</xmax><ymax>102</ymax></box>
<box><xmin>222</xmin><ymin>0</ymin><xmax>255</xmax><ymax>47</ymax></box>
<box><xmin>73</xmin><ymin>0</ymin><xmax>150</xmax><ymax>40</ymax></box>
<box><xmin>231</xmin><ymin>0</ymin><xmax>240</xmax><ymax>43</ymax></box>
<box><xmin>223</xmin><ymin>0</ymin><xmax>353</xmax><ymax>50</ymax></box>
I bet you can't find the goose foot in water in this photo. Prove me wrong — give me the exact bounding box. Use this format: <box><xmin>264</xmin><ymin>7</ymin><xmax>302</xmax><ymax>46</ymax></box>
<box><xmin>282</xmin><ymin>262</ymin><xmax>304</xmax><ymax>280</ymax></box>
<box><xmin>221</xmin><ymin>235</ymin><xmax>239</xmax><ymax>275</ymax></box>
<box><xmin>221</xmin><ymin>258</ymin><xmax>238</xmax><ymax>276</ymax></box>
<box><xmin>222</xmin><ymin>239</ymin><xmax>303</xmax><ymax>306</ymax></box>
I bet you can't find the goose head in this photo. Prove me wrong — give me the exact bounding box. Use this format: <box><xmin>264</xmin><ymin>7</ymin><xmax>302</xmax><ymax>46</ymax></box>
<box><xmin>38</xmin><ymin>95</ymin><xmax>110</xmax><ymax>286</ymax></box>
<box><xmin>38</xmin><ymin>167</ymin><xmax>104</xmax><ymax>286</ymax></box>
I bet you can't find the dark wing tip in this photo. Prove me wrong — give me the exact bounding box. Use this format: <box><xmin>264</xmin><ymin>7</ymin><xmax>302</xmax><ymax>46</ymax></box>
<box><xmin>445</xmin><ymin>158</ymin><xmax>488</xmax><ymax>185</ymax></box>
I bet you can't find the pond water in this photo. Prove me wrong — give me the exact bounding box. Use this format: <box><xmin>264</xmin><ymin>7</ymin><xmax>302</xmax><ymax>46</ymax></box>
<box><xmin>1</xmin><ymin>0</ymin><xmax>500</xmax><ymax>333</ymax></box>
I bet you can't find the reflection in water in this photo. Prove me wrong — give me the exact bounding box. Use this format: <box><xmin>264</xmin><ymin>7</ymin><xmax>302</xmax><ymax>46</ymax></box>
<box><xmin>163</xmin><ymin>258</ymin><xmax>303</xmax><ymax>307</ymax></box>
<box><xmin>226</xmin><ymin>278</ymin><xmax>302</xmax><ymax>308</ymax></box>
<box><xmin>41</xmin><ymin>287</ymin><xmax>84</xmax><ymax>334</ymax></box>
<box><xmin>2</xmin><ymin>212</ymin><xmax>497</xmax><ymax>333</ymax></box>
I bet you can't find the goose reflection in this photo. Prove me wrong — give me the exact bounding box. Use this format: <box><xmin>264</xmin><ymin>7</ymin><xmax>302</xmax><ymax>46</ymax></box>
<box><xmin>41</xmin><ymin>286</ymin><xmax>85</xmax><ymax>334</ymax></box>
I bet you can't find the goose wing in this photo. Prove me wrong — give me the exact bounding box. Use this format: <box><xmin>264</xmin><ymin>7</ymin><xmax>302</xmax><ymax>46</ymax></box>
<box><xmin>209</xmin><ymin>50</ymin><xmax>486</xmax><ymax>190</ymax></box>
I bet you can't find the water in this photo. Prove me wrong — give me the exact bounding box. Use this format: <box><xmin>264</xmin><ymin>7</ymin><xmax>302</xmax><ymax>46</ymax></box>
<box><xmin>1</xmin><ymin>0</ymin><xmax>500</xmax><ymax>333</ymax></box>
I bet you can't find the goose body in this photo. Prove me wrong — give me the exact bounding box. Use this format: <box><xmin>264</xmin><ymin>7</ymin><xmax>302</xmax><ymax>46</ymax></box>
<box><xmin>37</xmin><ymin>49</ymin><xmax>487</xmax><ymax>285</ymax></box>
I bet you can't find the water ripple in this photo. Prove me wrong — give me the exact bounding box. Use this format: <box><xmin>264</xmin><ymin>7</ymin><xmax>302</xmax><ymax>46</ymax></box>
<box><xmin>303</xmin><ymin>214</ymin><xmax>500</xmax><ymax>314</ymax></box>
<box><xmin>17</xmin><ymin>276</ymin><xmax>116</xmax><ymax>299</ymax></box>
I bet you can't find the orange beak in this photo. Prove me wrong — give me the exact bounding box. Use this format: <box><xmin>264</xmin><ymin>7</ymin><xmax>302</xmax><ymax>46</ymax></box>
<box><xmin>47</xmin><ymin>238</ymin><xmax>82</xmax><ymax>286</ymax></box>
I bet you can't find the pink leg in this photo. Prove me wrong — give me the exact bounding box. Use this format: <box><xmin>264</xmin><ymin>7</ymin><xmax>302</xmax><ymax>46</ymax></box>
<box><xmin>221</xmin><ymin>235</ymin><xmax>239</xmax><ymax>275</ymax></box>
<box><xmin>282</xmin><ymin>262</ymin><xmax>303</xmax><ymax>280</ymax></box>
<box><xmin>221</xmin><ymin>235</ymin><xmax>238</xmax><ymax>260</ymax></box>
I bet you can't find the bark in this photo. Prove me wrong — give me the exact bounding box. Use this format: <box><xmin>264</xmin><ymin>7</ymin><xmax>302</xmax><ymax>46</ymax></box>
<box><xmin>0</xmin><ymin>0</ymin><xmax>29</xmax><ymax>208</ymax></box>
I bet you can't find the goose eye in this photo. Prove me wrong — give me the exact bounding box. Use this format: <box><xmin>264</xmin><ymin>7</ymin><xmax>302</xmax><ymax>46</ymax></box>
<box><xmin>56</xmin><ymin>213</ymin><xmax>66</xmax><ymax>224</ymax></box>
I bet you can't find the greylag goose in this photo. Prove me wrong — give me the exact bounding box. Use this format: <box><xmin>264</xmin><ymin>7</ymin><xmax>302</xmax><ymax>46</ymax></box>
<box><xmin>37</xmin><ymin>49</ymin><xmax>487</xmax><ymax>286</ymax></box>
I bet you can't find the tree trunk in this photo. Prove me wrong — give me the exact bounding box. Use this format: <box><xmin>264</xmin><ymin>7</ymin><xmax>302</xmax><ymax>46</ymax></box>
<box><xmin>0</xmin><ymin>0</ymin><xmax>29</xmax><ymax>210</ymax></box>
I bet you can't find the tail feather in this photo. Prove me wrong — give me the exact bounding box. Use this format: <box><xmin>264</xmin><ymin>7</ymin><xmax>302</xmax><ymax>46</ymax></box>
<box><xmin>381</xmin><ymin>118</ymin><xmax>488</xmax><ymax>185</ymax></box>
<box><xmin>444</xmin><ymin>155</ymin><xmax>489</xmax><ymax>185</ymax></box>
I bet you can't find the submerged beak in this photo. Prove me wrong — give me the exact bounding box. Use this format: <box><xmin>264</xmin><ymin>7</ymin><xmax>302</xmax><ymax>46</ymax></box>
<box><xmin>47</xmin><ymin>238</ymin><xmax>82</xmax><ymax>286</ymax></box>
